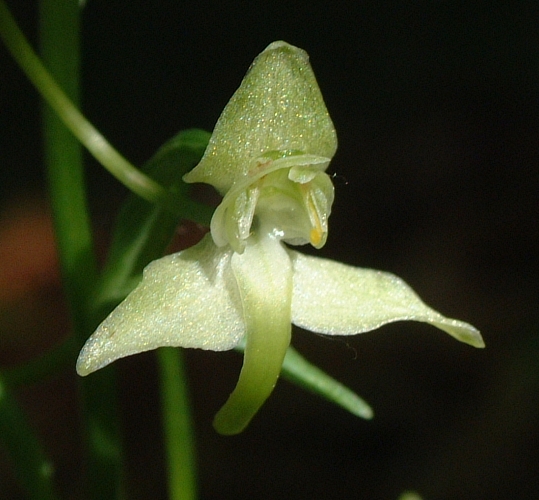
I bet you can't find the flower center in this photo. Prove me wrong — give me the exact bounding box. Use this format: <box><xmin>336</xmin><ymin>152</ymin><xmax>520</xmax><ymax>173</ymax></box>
<box><xmin>210</xmin><ymin>151</ymin><xmax>334</xmax><ymax>253</ymax></box>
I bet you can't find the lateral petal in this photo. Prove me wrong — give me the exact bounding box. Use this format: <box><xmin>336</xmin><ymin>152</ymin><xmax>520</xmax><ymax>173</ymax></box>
<box><xmin>290</xmin><ymin>251</ymin><xmax>484</xmax><ymax>348</ymax></box>
<box><xmin>77</xmin><ymin>235</ymin><xmax>245</xmax><ymax>376</ymax></box>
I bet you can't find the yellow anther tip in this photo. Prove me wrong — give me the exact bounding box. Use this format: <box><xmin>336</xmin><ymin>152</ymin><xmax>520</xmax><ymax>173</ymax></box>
<box><xmin>310</xmin><ymin>227</ymin><xmax>323</xmax><ymax>247</ymax></box>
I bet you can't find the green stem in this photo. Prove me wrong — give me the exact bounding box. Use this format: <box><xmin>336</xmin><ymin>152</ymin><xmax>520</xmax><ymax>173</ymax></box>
<box><xmin>37</xmin><ymin>1</ymin><xmax>124</xmax><ymax>498</ymax></box>
<box><xmin>0</xmin><ymin>375</ymin><xmax>59</xmax><ymax>500</ymax></box>
<box><xmin>0</xmin><ymin>0</ymin><xmax>166</xmax><ymax>204</ymax></box>
<box><xmin>38</xmin><ymin>0</ymin><xmax>98</xmax><ymax>331</ymax></box>
<box><xmin>158</xmin><ymin>348</ymin><xmax>198</xmax><ymax>500</ymax></box>
<box><xmin>78</xmin><ymin>367</ymin><xmax>124</xmax><ymax>499</ymax></box>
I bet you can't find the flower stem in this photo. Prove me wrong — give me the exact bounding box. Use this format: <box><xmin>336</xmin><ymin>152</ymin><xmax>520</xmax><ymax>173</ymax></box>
<box><xmin>37</xmin><ymin>0</ymin><xmax>124</xmax><ymax>497</ymax></box>
<box><xmin>0</xmin><ymin>0</ymin><xmax>166</xmax><ymax>204</ymax></box>
<box><xmin>38</xmin><ymin>0</ymin><xmax>98</xmax><ymax>324</ymax></box>
<box><xmin>158</xmin><ymin>348</ymin><xmax>198</xmax><ymax>500</ymax></box>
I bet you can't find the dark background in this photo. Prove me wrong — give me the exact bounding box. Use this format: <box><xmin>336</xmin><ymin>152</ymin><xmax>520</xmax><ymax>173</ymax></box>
<box><xmin>1</xmin><ymin>1</ymin><xmax>538</xmax><ymax>499</ymax></box>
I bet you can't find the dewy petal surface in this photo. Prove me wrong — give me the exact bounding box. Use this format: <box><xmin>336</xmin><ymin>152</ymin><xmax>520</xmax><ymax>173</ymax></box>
<box><xmin>77</xmin><ymin>235</ymin><xmax>245</xmax><ymax>376</ymax></box>
<box><xmin>290</xmin><ymin>251</ymin><xmax>484</xmax><ymax>348</ymax></box>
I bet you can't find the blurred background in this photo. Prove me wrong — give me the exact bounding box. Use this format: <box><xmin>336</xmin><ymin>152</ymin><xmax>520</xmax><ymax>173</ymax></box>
<box><xmin>1</xmin><ymin>1</ymin><xmax>538</xmax><ymax>498</ymax></box>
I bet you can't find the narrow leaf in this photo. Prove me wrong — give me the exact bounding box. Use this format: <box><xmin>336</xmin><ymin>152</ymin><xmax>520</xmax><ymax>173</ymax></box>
<box><xmin>281</xmin><ymin>345</ymin><xmax>373</xmax><ymax>419</ymax></box>
<box><xmin>0</xmin><ymin>375</ymin><xmax>58</xmax><ymax>499</ymax></box>
<box><xmin>234</xmin><ymin>342</ymin><xmax>373</xmax><ymax>420</ymax></box>
<box><xmin>94</xmin><ymin>129</ymin><xmax>212</xmax><ymax>314</ymax></box>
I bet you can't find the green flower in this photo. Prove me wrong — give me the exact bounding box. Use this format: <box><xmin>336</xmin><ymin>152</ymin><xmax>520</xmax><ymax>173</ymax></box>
<box><xmin>77</xmin><ymin>41</ymin><xmax>484</xmax><ymax>435</ymax></box>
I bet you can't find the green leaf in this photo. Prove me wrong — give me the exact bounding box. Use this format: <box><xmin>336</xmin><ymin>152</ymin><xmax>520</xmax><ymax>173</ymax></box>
<box><xmin>4</xmin><ymin>130</ymin><xmax>212</xmax><ymax>387</ymax></box>
<box><xmin>280</xmin><ymin>345</ymin><xmax>373</xmax><ymax>420</ymax></box>
<box><xmin>0</xmin><ymin>375</ymin><xmax>58</xmax><ymax>499</ymax></box>
<box><xmin>93</xmin><ymin>129</ymin><xmax>212</xmax><ymax>315</ymax></box>
<box><xmin>234</xmin><ymin>342</ymin><xmax>373</xmax><ymax>420</ymax></box>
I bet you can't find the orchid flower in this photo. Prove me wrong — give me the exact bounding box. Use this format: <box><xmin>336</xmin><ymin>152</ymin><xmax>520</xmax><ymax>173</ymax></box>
<box><xmin>76</xmin><ymin>41</ymin><xmax>484</xmax><ymax>435</ymax></box>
